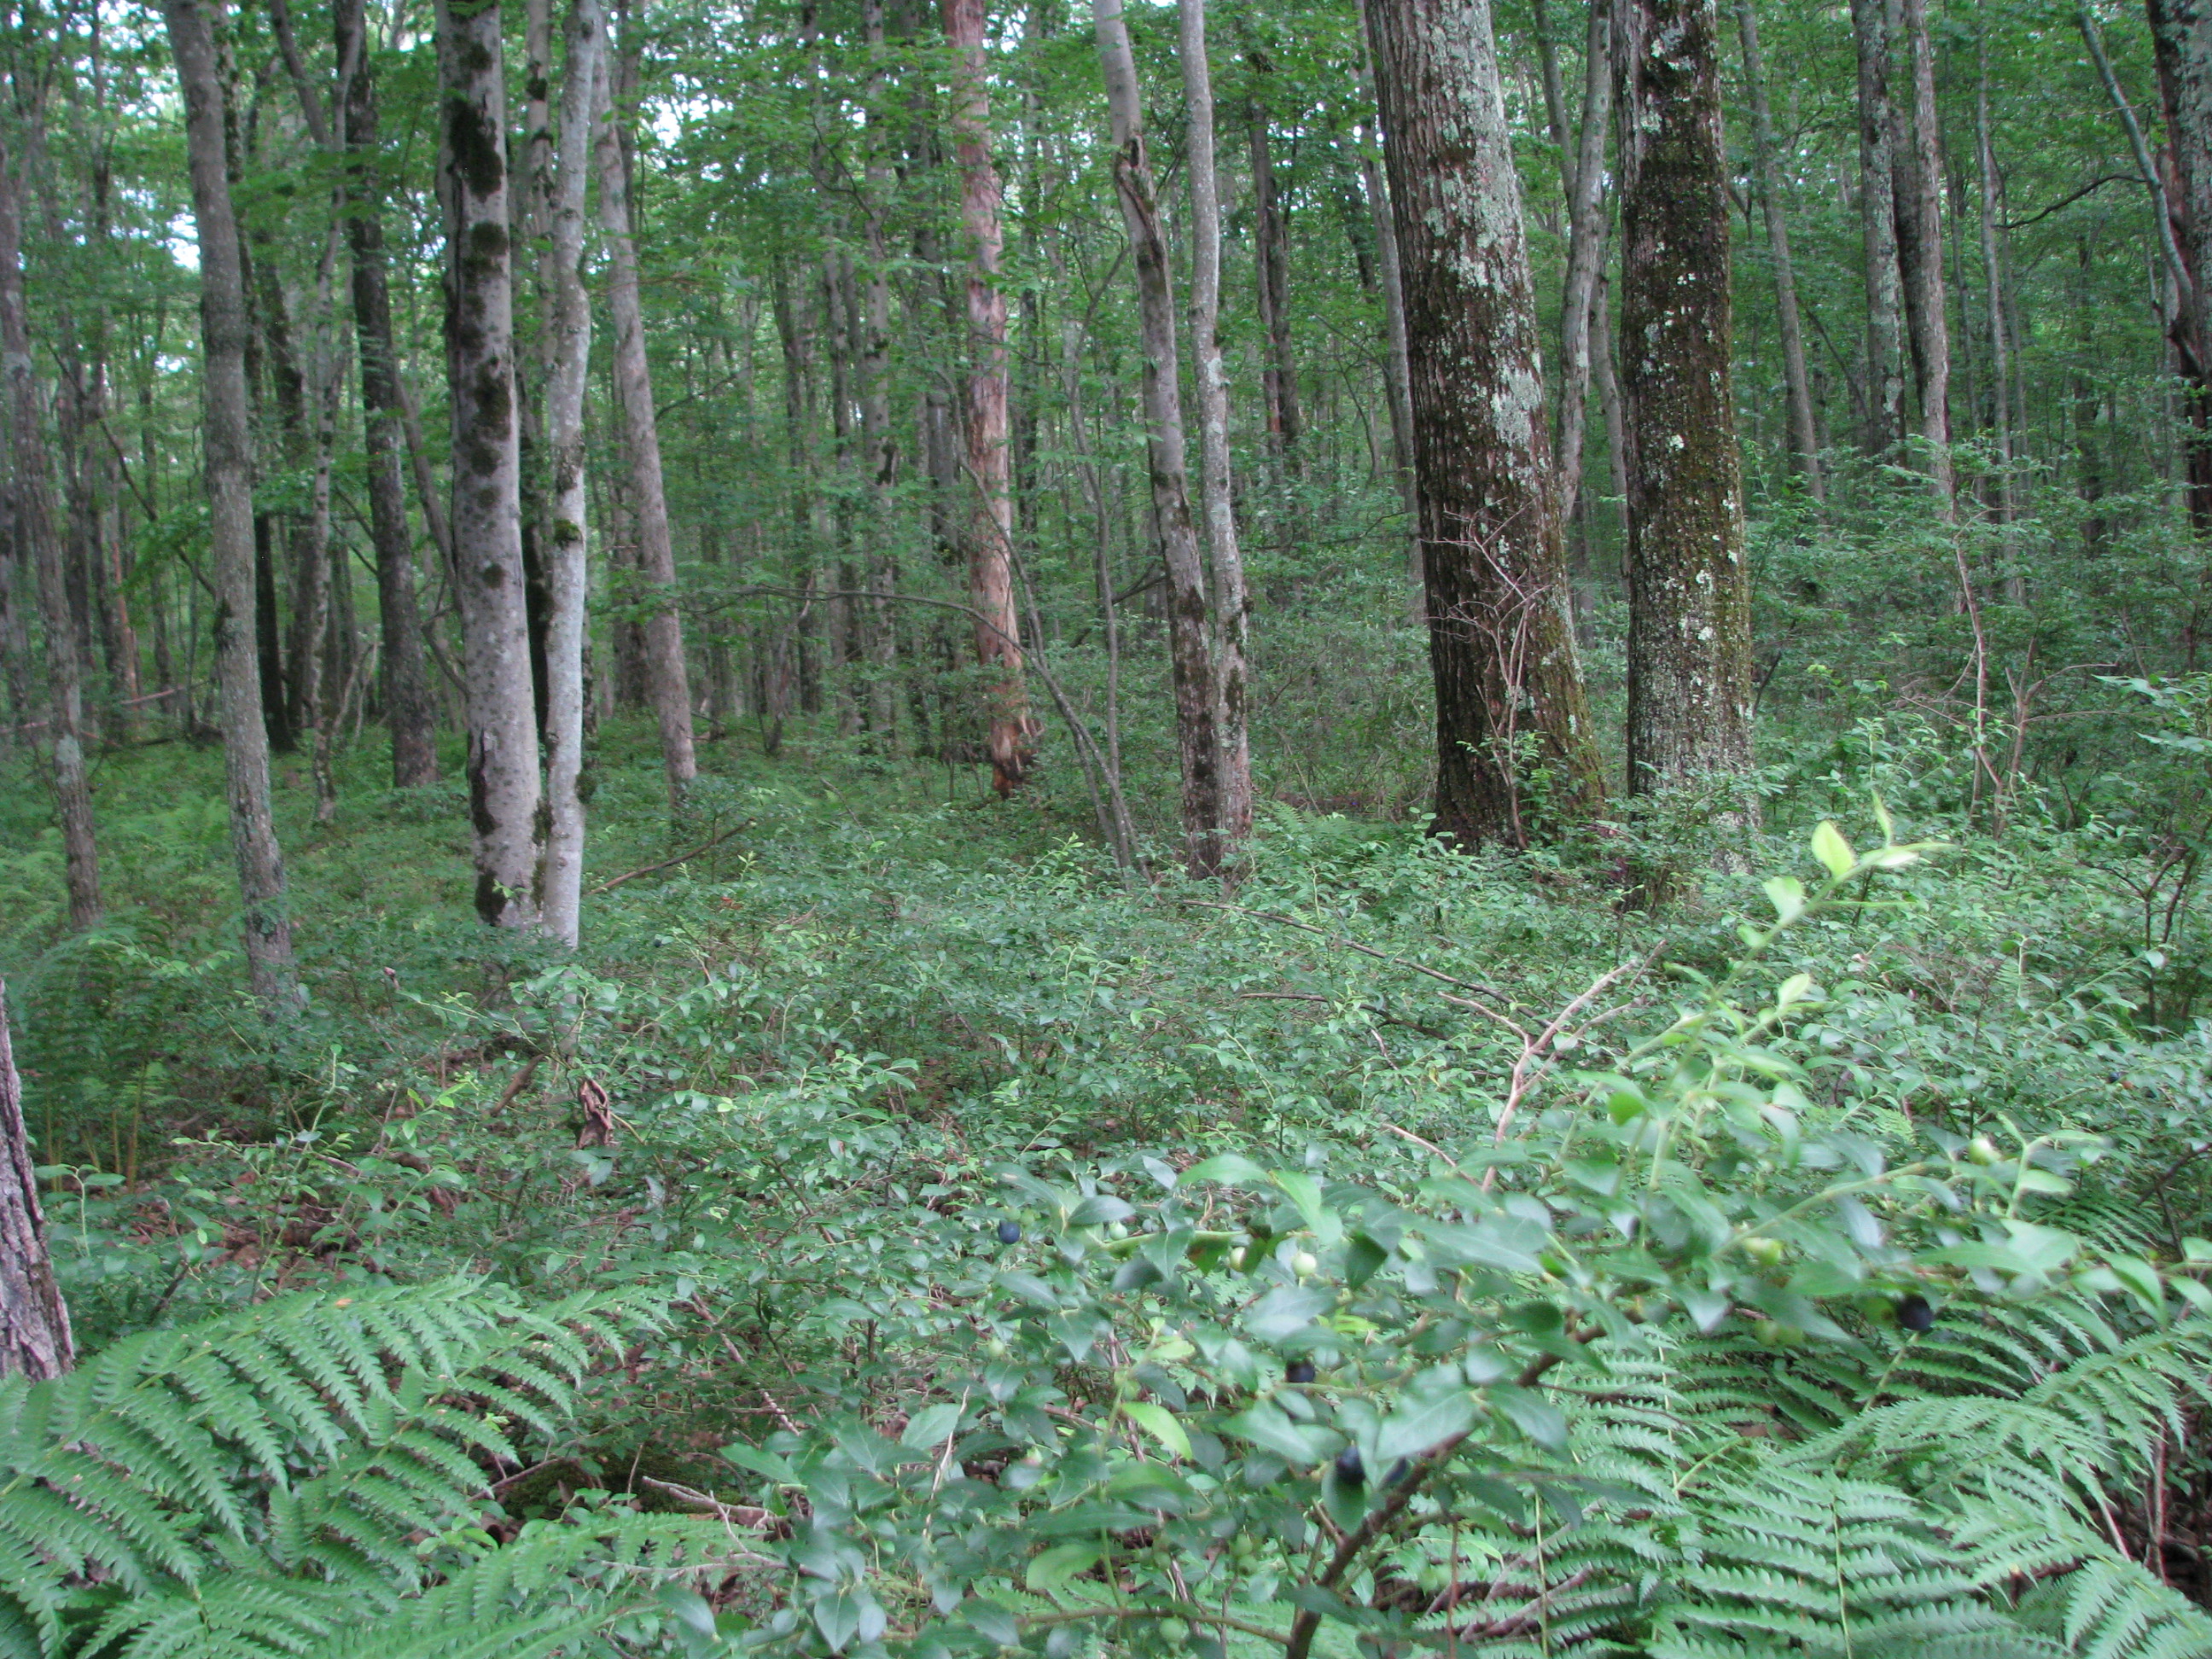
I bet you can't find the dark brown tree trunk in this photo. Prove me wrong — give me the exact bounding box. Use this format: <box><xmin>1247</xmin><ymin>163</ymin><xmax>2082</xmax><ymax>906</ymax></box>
<box><xmin>1895</xmin><ymin>0</ymin><xmax>1953</xmax><ymax>502</ymax></box>
<box><xmin>0</xmin><ymin>984</ymin><xmax>71</xmax><ymax>1381</ymax></box>
<box><xmin>1094</xmin><ymin>0</ymin><xmax>1225</xmax><ymax>877</ymax></box>
<box><xmin>439</xmin><ymin>0</ymin><xmax>543</xmax><ymax>928</ymax></box>
<box><xmin>0</xmin><ymin>136</ymin><xmax>100</xmax><ymax>930</ymax></box>
<box><xmin>1365</xmin><ymin>0</ymin><xmax>1606</xmax><ymax>847</ymax></box>
<box><xmin>2145</xmin><ymin>0</ymin><xmax>2212</xmax><ymax>536</ymax></box>
<box><xmin>592</xmin><ymin>27</ymin><xmax>696</xmax><ymax>813</ymax></box>
<box><xmin>1851</xmin><ymin>0</ymin><xmax>1907</xmax><ymax>451</ymax></box>
<box><xmin>336</xmin><ymin>0</ymin><xmax>438</xmax><ymax>787</ymax></box>
<box><xmin>946</xmin><ymin>0</ymin><xmax>1037</xmax><ymax>797</ymax></box>
<box><xmin>1616</xmin><ymin>0</ymin><xmax>1756</xmax><ymax>792</ymax></box>
<box><xmin>167</xmin><ymin>0</ymin><xmax>298</xmax><ymax>1002</ymax></box>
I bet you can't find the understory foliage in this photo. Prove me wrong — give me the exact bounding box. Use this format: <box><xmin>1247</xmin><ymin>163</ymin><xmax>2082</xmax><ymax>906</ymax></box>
<box><xmin>12</xmin><ymin>713</ymin><xmax>2212</xmax><ymax>1656</ymax></box>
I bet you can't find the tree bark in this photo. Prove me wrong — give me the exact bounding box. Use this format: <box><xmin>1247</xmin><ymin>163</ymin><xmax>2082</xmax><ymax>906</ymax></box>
<box><xmin>1093</xmin><ymin>0</ymin><xmax>1224</xmax><ymax>877</ymax></box>
<box><xmin>1365</xmin><ymin>0</ymin><xmax>1605</xmax><ymax>847</ymax></box>
<box><xmin>946</xmin><ymin>0</ymin><xmax>1036</xmax><ymax>796</ymax></box>
<box><xmin>592</xmin><ymin>32</ymin><xmax>696</xmax><ymax>814</ymax></box>
<box><xmin>1615</xmin><ymin>0</ymin><xmax>1755</xmax><ymax>792</ymax></box>
<box><xmin>2143</xmin><ymin>0</ymin><xmax>2212</xmax><ymax>535</ymax></box>
<box><xmin>166</xmin><ymin>0</ymin><xmax>298</xmax><ymax>1001</ymax></box>
<box><xmin>439</xmin><ymin>0</ymin><xmax>543</xmax><ymax>928</ymax></box>
<box><xmin>0</xmin><ymin>137</ymin><xmax>100</xmax><ymax>931</ymax></box>
<box><xmin>540</xmin><ymin>0</ymin><xmax>604</xmax><ymax>948</ymax></box>
<box><xmin>1533</xmin><ymin>0</ymin><xmax>1614</xmax><ymax>529</ymax></box>
<box><xmin>1179</xmin><ymin>0</ymin><xmax>1252</xmax><ymax>848</ymax></box>
<box><xmin>336</xmin><ymin>0</ymin><xmax>438</xmax><ymax>787</ymax></box>
<box><xmin>1975</xmin><ymin>48</ymin><xmax>2017</xmax><ymax>573</ymax></box>
<box><xmin>1850</xmin><ymin>0</ymin><xmax>1907</xmax><ymax>451</ymax></box>
<box><xmin>1895</xmin><ymin>0</ymin><xmax>1953</xmax><ymax>503</ymax></box>
<box><xmin>0</xmin><ymin>984</ymin><xmax>71</xmax><ymax>1381</ymax></box>
<box><xmin>1247</xmin><ymin>97</ymin><xmax>1304</xmax><ymax>473</ymax></box>
<box><xmin>1733</xmin><ymin>0</ymin><xmax>1823</xmax><ymax>498</ymax></box>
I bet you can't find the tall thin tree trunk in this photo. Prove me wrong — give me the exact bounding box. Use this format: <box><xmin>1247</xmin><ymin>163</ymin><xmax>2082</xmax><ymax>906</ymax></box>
<box><xmin>1179</xmin><ymin>0</ymin><xmax>1252</xmax><ymax>848</ymax></box>
<box><xmin>1534</xmin><ymin>0</ymin><xmax>1613</xmax><ymax>528</ymax></box>
<box><xmin>0</xmin><ymin>137</ymin><xmax>99</xmax><ymax>930</ymax></box>
<box><xmin>1734</xmin><ymin>0</ymin><xmax>1823</xmax><ymax>497</ymax></box>
<box><xmin>439</xmin><ymin>0</ymin><xmax>543</xmax><ymax>928</ymax></box>
<box><xmin>1094</xmin><ymin>0</ymin><xmax>1224</xmax><ymax>876</ymax></box>
<box><xmin>1365</xmin><ymin>0</ymin><xmax>1605</xmax><ymax>848</ymax></box>
<box><xmin>540</xmin><ymin>0</ymin><xmax>604</xmax><ymax>948</ymax></box>
<box><xmin>336</xmin><ymin>0</ymin><xmax>437</xmax><ymax>787</ymax></box>
<box><xmin>1851</xmin><ymin>0</ymin><xmax>1908</xmax><ymax>451</ymax></box>
<box><xmin>0</xmin><ymin>983</ymin><xmax>71</xmax><ymax>1381</ymax></box>
<box><xmin>592</xmin><ymin>33</ymin><xmax>696</xmax><ymax>813</ymax></box>
<box><xmin>859</xmin><ymin>0</ymin><xmax>899</xmax><ymax>754</ymax></box>
<box><xmin>2143</xmin><ymin>0</ymin><xmax>2212</xmax><ymax>536</ymax></box>
<box><xmin>166</xmin><ymin>0</ymin><xmax>298</xmax><ymax>1000</ymax></box>
<box><xmin>944</xmin><ymin>0</ymin><xmax>1036</xmax><ymax>796</ymax></box>
<box><xmin>1358</xmin><ymin>114</ymin><xmax>1419</xmax><ymax>588</ymax></box>
<box><xmin>1247</xmin><ymin>98</ymin><xmax>1304</xmax><ymax>473</ymax></box>
<box><xmin>1976</xmin><ymin>46</ymin><xmax>2020</xmax><ymax>596</ymax></box>
<box><xmin>1617</xmin><ymin>0</ymin><xmax>1755</xmax><ymax>792</ymax></box>
<box><xmin>1897</xmin><ymin>0</ymin><xmax>1953</xmax><ymax>502</ymax></box>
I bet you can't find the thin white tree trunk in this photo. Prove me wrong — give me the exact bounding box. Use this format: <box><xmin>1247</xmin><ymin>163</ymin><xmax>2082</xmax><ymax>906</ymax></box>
<box><xmin>1178</xmin><ymin>0</ymin><xmax>1252</xmax><ymax>849</ymax></box>
<box><xmin>592</xmin><ymin>38</ymin><xmax>696</xmax><ymax>814</ymax></box>
<box><xmin>540</xmin><ymin>0</ymin><xmax>605</xmax><ymax>948</ymax></box>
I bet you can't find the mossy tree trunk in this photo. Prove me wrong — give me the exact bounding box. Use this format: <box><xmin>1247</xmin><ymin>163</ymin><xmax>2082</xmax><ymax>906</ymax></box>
<box><xmin>0</xmin><ymin>984</ymin><xmax>70</xmax><ymax>1381</ymax></box>
<box><xmin>1616</xmin><ymin>0</ymin><xmax>1756</xmax><ymax>794</ymax></box>
<box><xmin>1365</xmin><ymin>0</ymin><xmax>1605</xmax><ymax>848</ymax></box>
<box><xmin>439</xmin><ymin>0</ymin><xmax>543</xmax><ymax>928</ymax></box>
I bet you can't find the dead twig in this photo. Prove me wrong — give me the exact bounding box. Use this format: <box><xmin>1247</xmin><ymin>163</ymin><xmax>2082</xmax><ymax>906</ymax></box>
<box><xmin>589</xmin><ymin>822</ymin><xmax>753</xmax><ymax>894</ymax></box>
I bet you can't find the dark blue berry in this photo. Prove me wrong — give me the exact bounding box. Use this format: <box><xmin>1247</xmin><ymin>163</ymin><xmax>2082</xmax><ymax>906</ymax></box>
<box><xmin>1385</xmin><ymin>1458</ymin><xmax>1411</xmax><ymax>1487</ymax></box>
<box><xmin>997</xmin><ymin>1220</ymin><xmax>1022</xmax><ymax>1245</ymax></box>
<box><xmin>1334</xmin><ymin>1447</ymin><xmax>1365</xmax><ymax>1485</ymax></box>
<box><xmin>1285</xmin><ymin>1360</ymin><xmax>1316</xmax><ymax>1385</ymax></box>
<box><xmin>1896</xmin><ymin>1294</ymin><xmax>1935</xmax><ymax>1333</ymax></box>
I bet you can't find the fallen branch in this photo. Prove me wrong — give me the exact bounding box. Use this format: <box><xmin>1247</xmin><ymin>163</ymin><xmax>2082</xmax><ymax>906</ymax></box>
<box><xmin>588</xmin><ymin>822</ymin><xmax>752</xmax><ymax>894</ymax></box>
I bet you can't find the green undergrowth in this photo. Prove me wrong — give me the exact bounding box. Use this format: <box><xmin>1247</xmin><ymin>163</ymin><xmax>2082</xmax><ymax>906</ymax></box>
<box><xmin>7</xmin><ymin>709</ymin><xmax>2212</xmax><ymax>1654</ymax></box>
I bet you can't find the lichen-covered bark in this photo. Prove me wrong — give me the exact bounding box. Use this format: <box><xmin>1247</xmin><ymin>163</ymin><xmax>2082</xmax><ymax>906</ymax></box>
<box><xmin>1850</xmin><ymin>0</ymin><xmax>1906</xmax><ymax>451</ymax></box>
<box><xmin>1094</xmin><ymin>0</ymin><xmax>1224</xmax><ymax>876</ymax></box>
<box><xmin>1365</xmin><ymin>0</ymin><xmax>1605</xmax><ymax>847</ymax></box>
<box><xmin>439</xmin><ymin>0</ymin><xmax>543</xmax><ymax>928</ymax></box>
<box><xmin>1179</xmin><ymin>0</ymin><xmax>1252</xmax><ymax>847</ymax></box>
<box><xmin>1616</xmin><ymin>0</ymin><xmax>1755</xmax><ymax>791</ymax></box>
<box><xmin>0</xmin><ymin>983</ymin><xmax>71</xmax><ymax>1380</ymax></box>
<box><xmin>0</xmin><ymin>137</ymin><xmax>99</xmax><ymax>930</ymax></box>
<box><xmin>167</xmin><ymin>0</ymin><xmax>298</xmax><ymax>1002</ymax></box>
<box><xmin>539</xmin><ymin>0</ymin><xmax>603</xmax><ymax>947</ymax></box>
<box><xmin>593</xmin><ymin>31</ymin><xmax>696</xmax><ymax>814</ymax></box>
<box><xmin>946</xmin><ymin>0</ymin><xmax>1036</xmax><ymax>797</ymax></box>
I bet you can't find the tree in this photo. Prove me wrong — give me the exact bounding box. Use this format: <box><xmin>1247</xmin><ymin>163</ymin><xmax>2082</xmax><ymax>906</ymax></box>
<box><xmin>2144</xmin><ymin>0</ymin><xmax>2212</xmax><ymax>533</ymax></box>
<box><xmin>1733</xmin><ymin>0</ymin><xmax>1822</xmax><ymax>498</ymax></box>
<box><xmin>1896</xmin><ymin>0</ymin><xmax>1953</xmax><ymax>502</ymax></box>
<box><xmin>1093</xmin><ymin>0</ymin><xmax>1224</xmax><ymax>877</ymax></box>
<box><xmin>1616</xmin><ymin>0</ymin><xmax>1755</xmax><ymax>793</ymax></box>
<box><xmin>335</xmin><ymin>0</ymin><xmax>439</xmax><ymax>789</ymax></box>
<box><xmin>1851</xmin><ymin>0</ymin><xmax>1907</xmax><ymax>453</ymax></box>
<box><xmin>166</xmin><ymin>0</ymin><xmax>298</xmax><ymax>1003</ymax></box>
<box><xmin>946</xmin><ymin>0</ymin><xmax>1037</xmax><ymax>798</ymax></box>
<box><xmin>540</xmin><ymin>0</ymin><xmax>605</xmax><ymax>948</ymax></box>
<box><xmin>1365</xmin><ymin>0</ymin><xmax>1605</xmax><ymax>847</ymax></box>
<box><xmin>1178</xmin><ymin>0</ymin><xmax>1252</xmax><ymax>847</ymax></box>
<box><xmin>593</xmin><ymin>15</ymin><xmax>696</xmax><ymax>816</ymax></box>
<box><xmin>439</xmin><ymin>0</ymin><xmax>543</xmax><ymax>928</ymax></box>
<box><xmin>0</xmin><ymin>983</ymin><xmax>70</xmax><ymax>1381</ymax></box>
<box><xmin>0</xmin><ymin>131</ymin><xmax>99</xmax><ymax>931</ymax></box>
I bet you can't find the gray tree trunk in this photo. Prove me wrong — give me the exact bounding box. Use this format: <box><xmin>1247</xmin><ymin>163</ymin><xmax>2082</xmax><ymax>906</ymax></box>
<box><xmin>1094</xmin><ymin>0</ymin><xmax>1224</xmax><ymax>877</ymax></box>
<box><xmin>592</xmin><ymin>37</ymin><xmax>696</xmax><ymax>814</ymax></box>
<box><xmin>946</xmin><ymin>0</ymin><xmax>1037</xmax><ymax>797</ymax></box>
<box><xmin>0</xmin><ymin>984</ymin><xmax>71</xmax><ymax>1382</ymax></box>
<box><xmin>1616</xmin><ymin>0</ymin><xmax>1756</xmax><ymax>792</ymax></box>
<box><xmin>336</xmin><ymin>0</ymin><xmax>437</xmax><ymax>788</ymax></box>
<box><xmin>540</xmin><ymin>0</ymin><xmax>604</xmax><ymax>949</ymax></box>
<box><xmin>1534</xmin><ymin>0</ymin><xmax>1614</xmax><ymax>529</ymax></box>
<box><xmin>2142</xmin><ymin>0</ymin><xmax>2212</xmax><ymax>533</ymax></box>
<box><xmin>1734</xmin><ymin>0</ymin><xmax>1823</xmax><ymax>498</ymax></box>
<box><xmin>1897</xmin><ymin>0</ymin><xmax>1953</xmax><ymax>504</ymax></box>
<box><xmin>1851</xmin><ymin>0</ymin><xmax>1907</xmax><ymax>451</ymax></box>
<box><xmin>167</xmin><ymin>0</ymin><xmax>298</xmax><ymax>1000</ymax></box>
<box><xmin>1178</xmin><ymin>0</ymin><xmax>1252</xmax><ymax>849</ymax></box>
<box><xmin>439</xmin><ymin>0</ymin><xmax>543</xmax><ymax>928</ymax></box>
<box><xmin>1365</xmin><ymin>0</ymin><xmax>1605</xmax><ymax>847</ymax></box>
<box><xmin>0</xmin><ymin>137</ymin><xmax>100</xmax><ymax>931</ymax></box>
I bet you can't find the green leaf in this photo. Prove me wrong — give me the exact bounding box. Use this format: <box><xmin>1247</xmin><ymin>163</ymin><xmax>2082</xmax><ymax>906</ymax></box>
<box><xmin>1184</xmin><ymin>1154</ymin><xmax>1268</xmax><ymax>1186</ymax></box>
<box><xmin>901</xmin><ymin>1403</ymin><xmax>962</xmax><ymax>1448</ymax></box>
<box><xmin>1026</xmin><ymin>1541</ymin><xmax>1103</xmax><ymax>1593</ymax></box>
<box><xmin>1122</xmin><ymin>1401</ymin><xmax>1190</xmax><ymax>1461</ymax></box>
<box><xmin>1811</xmin><ymin>820</ymin><xmax>1856</xmax><ymax>879</ymax></box>
<box><xmin>1246</xmin><ymin>1285</ymin><xmax>1335</xmax><ymax>1342</ymax></box>
<box><xmin>1221</xmin><ymin>1400</ymin><xmax>1336</xmax><ymax>1464</ymax></box>
<box><xmin>1764</xmin><ymin>876</ymin><xmax>1806</xmax><ymax>923</ymax></box>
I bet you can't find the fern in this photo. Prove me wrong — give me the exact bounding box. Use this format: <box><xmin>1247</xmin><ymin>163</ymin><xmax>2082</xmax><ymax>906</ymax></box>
<box><xmin>0</xmin><ymin>1278</ymin><xmax>727</xmax><ymax>1658</ymax></box>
